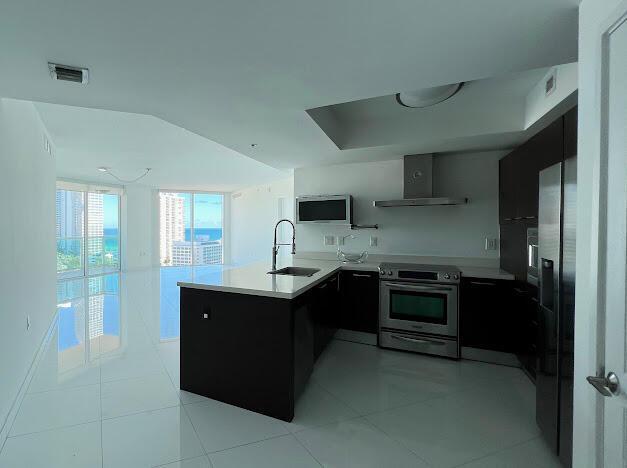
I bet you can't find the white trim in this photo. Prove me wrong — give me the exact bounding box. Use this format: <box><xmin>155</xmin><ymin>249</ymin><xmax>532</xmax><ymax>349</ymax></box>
<box><xmin>0</xmin><ymin>311</ymin><xmax>58</xmax><ymax>453</ymax></box>
<box><xmin>574</xmin><ymin>3</ymin><xmax>627</xmax><ymax>466</ymax></box>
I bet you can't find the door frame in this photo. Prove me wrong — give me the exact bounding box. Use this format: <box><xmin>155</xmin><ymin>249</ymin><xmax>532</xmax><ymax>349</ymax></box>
<box><xmin>574</xmin><ymin>1</ymin><xmax>627</xmax><ymax>466</ymax></box>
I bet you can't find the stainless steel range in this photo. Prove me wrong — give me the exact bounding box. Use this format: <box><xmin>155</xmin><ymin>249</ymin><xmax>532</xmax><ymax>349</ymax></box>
<box><xmin>378</xmin><ymin>263</ymin><xmax>460</xmax><ymax>358</ymax></box>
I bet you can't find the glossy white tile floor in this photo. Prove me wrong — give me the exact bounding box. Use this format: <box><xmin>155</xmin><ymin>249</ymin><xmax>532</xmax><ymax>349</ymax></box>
<box><xmin>0</xmin><ymin>268</ymin><xmax>562</xmax><ymax>467</ymax></box>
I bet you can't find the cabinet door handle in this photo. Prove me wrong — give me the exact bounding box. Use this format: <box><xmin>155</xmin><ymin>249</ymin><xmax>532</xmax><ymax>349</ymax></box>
<box><xmin>469</xmin><ymin>281</ymin><xmax>496</xmax><ymax>287</ymax></box>
<box><xmin>351</xmin><ymin>273</ymin><xmax>372</xmax><ymax>278</ymax></box>
<box><xmin>513</xmin><ymin>287</ymin><xmax>525</xmax><ymax>294</ymax></box>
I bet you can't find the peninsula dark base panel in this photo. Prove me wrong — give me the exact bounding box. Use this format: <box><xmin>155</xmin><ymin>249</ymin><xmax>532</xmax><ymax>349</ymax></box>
<box><xmin>180</xmin><ymin>287</ymin><xmax>313</xmax><ymax>422</ymax></box>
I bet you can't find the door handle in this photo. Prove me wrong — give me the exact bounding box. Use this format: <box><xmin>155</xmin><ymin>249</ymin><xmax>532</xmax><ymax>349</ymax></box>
<box><xmin>587</xmin><ymin>372</ymin><xmax>620</xmax><ymax>397</ymax></box>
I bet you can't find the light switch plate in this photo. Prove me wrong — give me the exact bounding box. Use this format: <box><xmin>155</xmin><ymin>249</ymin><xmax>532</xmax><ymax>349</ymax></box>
<box><xmin>485</xmin><ymin>238</ymin><xmax>498</xmax><ymax>251</ymax></box>
<box><xmin>370</xmin><ymin>236</ymin><xmax>378</xmax><ymax>247</ymax></box>
<box><xmin>324</xmin><ymin>235</ymin><xmax>335</xmax><ymax>246</ymax></box>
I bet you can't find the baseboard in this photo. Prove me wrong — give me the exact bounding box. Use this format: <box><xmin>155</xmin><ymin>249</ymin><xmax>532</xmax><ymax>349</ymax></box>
<box><xmin>335</xmin><ymin>329</ymin><xmax>377</xmax><ymax>346</ymax></box>
<box><xmin>0</xmin><ymin>311</ymin><xmax>58</xmax><ymax>453</ymax></box>
<box><xmin>461</xmin><ymin>346</ymin><xmax>521</xmax><ymax>367</ymax></box>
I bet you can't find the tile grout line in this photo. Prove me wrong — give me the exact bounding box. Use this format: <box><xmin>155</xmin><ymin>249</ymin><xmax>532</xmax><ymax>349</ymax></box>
<box><xmin>5</xmin><ymin>419</ymin><xmax>102</xmax><ymax>441</ymax></box>
<box><xmin>152</xmin><ymin>319</ymin><xmax>210</xmax><ymax>462</ymax></box>
<box><xmin>0</xmin><ymin>313</ymin><xmax>59</xmax><ymax>454</ymax></box>
<box><xmin>450</xmin><ymin>435</ymin><xmax>543</xmax><ymax>468</ymax></box>
<box><xmin>357</xmin><ymin>416</ymin><xmax>434</xmax><ymax>467</ymax></box>
<box><xmin>289</xmin><ymin>432</ymin><xmax>325</xmax><ymax>467</ymax></box>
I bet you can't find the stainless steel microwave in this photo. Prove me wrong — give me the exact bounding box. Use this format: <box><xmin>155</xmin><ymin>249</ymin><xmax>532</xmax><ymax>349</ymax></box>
<box><xmin>295</xmin><ymin>195</ymin><xmax>353</xmax><ymax>224</ymax></box>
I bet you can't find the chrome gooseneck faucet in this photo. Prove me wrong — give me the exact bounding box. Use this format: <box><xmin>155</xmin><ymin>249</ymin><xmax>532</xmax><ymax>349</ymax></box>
<box><xmin>272</xmin><ymin>219</ymin><xmax>296</xmax><ymax>271</ymax></box>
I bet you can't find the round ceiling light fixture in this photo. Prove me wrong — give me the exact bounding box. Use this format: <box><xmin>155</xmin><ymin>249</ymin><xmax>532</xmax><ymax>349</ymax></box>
<box><xmin>396</xmin><ymin>83</ymin><xmax>463</xmax><ymax>108</ymax></box>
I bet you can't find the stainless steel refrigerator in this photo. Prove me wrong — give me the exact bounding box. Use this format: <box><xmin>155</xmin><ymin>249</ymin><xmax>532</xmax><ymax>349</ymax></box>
<box><xmin>536</xmin><ymin>157</ymin><xmax>576</xmax><ymax>467</ymax></box>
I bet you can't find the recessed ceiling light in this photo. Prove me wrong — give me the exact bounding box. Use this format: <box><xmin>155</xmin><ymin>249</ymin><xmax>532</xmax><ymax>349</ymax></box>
<box><xmin>97</xmin><ymin>167</ymin><xmax>108</xmax><ymax>172</ymax></box>
<box><xmin>396</xmin><ymin>83</ymin><xmax>463</xmax><ymax>108</ymax></box>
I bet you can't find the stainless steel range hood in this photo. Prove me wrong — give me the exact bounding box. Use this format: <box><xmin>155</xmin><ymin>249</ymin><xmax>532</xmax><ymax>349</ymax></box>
<box><xmin>373</xmin><ymin>154</ymin><xmax>468</xmax><ymax>207</ymax></box>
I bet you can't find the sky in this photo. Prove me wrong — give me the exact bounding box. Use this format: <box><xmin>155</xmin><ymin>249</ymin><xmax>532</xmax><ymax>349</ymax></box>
<box><xmin>103</xmin><ymin>194</ymin><xmax>119</xmax><ymax>228</ymax></box>
<box><xmin>177</xmin><ymin>193</ymin><xmax>223</xmax><ymax>228</ymax></box>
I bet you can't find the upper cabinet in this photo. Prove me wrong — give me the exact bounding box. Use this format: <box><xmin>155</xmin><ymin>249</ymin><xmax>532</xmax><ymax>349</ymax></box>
<box><xmin>499</xmin><ymin>112</ymin><xmax>569</xmax><ymax>222</ymax></box>
<box><xmin>564</xmin><ymin>106</ymin><xmax>578</xmax><ymax>160</ymax></box>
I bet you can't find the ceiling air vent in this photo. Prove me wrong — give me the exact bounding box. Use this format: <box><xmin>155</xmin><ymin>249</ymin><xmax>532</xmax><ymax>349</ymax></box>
<box><xmin>48</xmin><ymin>63</ymin><xmax>89</xmax><ymax>84</ymax></box>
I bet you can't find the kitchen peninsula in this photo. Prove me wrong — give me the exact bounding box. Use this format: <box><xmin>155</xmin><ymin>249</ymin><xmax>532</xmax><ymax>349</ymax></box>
<box><xmin>178</xmin><ymin>257</ymin><xmax>513</xmax><ymax>421</ymax></box>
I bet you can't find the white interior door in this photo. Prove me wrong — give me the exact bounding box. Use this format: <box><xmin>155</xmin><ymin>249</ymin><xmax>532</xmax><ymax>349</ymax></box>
<box><xmin>594</xmin><ymin>11</ymin><xmax>627</xmax><ymax>466</ymax></box>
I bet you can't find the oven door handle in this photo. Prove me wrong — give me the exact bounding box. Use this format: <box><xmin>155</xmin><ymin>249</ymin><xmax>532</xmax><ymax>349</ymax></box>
<box><xmin>390</xmin><ymin>334</ymin><xmax>447</xmax><ymax>346</ymax></box>
<box><xmin>382</xmin><ymin>282</ymin><xmax>453</xmax><ymax>293</ymax></box>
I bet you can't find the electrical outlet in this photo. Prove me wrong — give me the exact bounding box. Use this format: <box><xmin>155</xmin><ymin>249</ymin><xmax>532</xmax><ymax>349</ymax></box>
<box><xmin>323</xmin><ymin>235</ymin><xmax>335</xmax><ymax>246</ymax></box>
<box><xmin>485</xmin><ymin>238</ymin><xmax>498</xmax><ymax>251</ymax></box>
<box><xmin>370</xmin><ymin>236</ymin><xmax>378</xmax><ymax>247</ymax></box>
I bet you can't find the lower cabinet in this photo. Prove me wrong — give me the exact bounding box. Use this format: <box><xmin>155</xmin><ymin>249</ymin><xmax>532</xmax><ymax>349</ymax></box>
<box><xmin>460</xmin><ymin>278</ymin><xmax>531</xmax><ymax>355</ymax></box>
<box><xmin>312</xmin><ymin>273</ymin><xmax>340</xmax><ymax>360</ymax></box>
<box><xmin>338</xmin><ymin>270</ymin><xmax>379</xmax><ymax>334</ymax></box>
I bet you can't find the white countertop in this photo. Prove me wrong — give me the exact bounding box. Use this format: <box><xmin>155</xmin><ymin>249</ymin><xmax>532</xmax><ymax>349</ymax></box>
<box><xmin>178</xmin><ymin>257</ymin><xmax>514</xmax><ymax>299</ymax></box>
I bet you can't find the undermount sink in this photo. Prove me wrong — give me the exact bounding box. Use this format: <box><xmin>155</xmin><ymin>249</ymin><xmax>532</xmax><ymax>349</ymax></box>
<box><xmin>268</xmin><ymin>267</ymin><xmax>321</xmax><ymax>277</ymax></box>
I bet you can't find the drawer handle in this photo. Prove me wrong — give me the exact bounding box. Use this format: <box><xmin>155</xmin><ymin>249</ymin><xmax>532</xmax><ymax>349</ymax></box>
<box><xmin>352</xmin><ymin>273</ymin><xmax>372</xmax><ymax>278</ymax></box>
<box><xmin>390</xmin><ymin>335</ymin><xmax>446</xmax><ymax>346</ymax></box>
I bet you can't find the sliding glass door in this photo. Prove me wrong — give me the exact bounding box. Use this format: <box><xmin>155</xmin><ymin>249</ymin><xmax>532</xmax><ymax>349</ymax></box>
<box><xmin>159</xmin><ymin>192</ymin><xmax>224</xmax><ymax>266</ymax></box>
<box><xmin>87</xmin><ymin>193</ymin><xmax>120</xmax><ymax>275</ymax></box>
<box><xmin>56</xmin><ymin>190</ymin><xmax>85</xmax><ymax>278</ymax></box>
<box><xmin>56</xmin><ymin>186</ymin><xmax>121</xmax><ymax>278</ymax></box>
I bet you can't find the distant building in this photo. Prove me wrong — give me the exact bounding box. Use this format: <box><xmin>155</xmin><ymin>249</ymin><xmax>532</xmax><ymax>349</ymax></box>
<box><xmin>171</xmin><ymin>240</ymin><xmax>222</xmax><ymax>265</ymax></box>
<box><xmin>159</xmin><ymin>193</ymin><xmax>185</xmax><ymax>265</ymax></box>
<box><xmin>56</xmin><ymin>190</ymin><xmax>84</xmax><ymax>238</ymax></box>
<box><xmin>87</xmin><ymin>193</ymin><xmax>104</xmax><ymax>262</ymax></box>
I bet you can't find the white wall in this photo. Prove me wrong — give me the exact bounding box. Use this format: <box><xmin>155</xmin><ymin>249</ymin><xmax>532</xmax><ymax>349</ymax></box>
<box><xmin>294</xmin><ymin>151</ymin><xmax>505</xmax><ymax>259</ymax></box>
<box><xmin>230</xmin><ymin>178</ymin><xmax>294</xmax><ymax>266</ymax></box>
<box><xmin>574</xmin><ymin>1</ymin><xmax>622</xmax><ymax>466</ymax></box>
<box><xmin>525</xmin><ymin>62</ymin><xmax>578</xmax><ymax>129</ymax></box>
<box><xmin>0</xmin><ymin>99</ymin><xmax>56</xmax><ymax>438</ymax></box>
<box><xmin>121</xmin><ymin>185</ymin><xmax>160</xmax><ymax>270</ymax></box>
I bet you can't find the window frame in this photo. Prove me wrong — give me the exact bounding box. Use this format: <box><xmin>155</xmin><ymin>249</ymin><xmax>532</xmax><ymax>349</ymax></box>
<box><xmin>158</xmin><ymin>189</ymin><xmax>226</xmax><ymax>267</ymax></box>
<box><xmin>56</xmin><ymin>180</ymin><xmax>123</xmax><ymax>278</ymax></box>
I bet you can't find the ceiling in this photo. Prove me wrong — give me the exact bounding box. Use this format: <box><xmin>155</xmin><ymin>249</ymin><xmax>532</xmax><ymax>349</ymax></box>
<box><xmin>0</xmin><ymin>0</ymin><xmax>580</xmax><ymax>173</ymax></box>
<box><xmin>36</xmin><ymin>103</ymin><xmax>287</xmax><ymax>191</ymax></box>
<box><xmin>308</xmin><ymin>67</ymin><xmax>552</xmax><ymax>153</ymax></box>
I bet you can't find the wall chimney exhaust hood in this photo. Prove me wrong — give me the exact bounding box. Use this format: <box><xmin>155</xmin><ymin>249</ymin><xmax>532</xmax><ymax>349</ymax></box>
<box><xmin>373</xmin><ymin>154</ymin><xmax>468</xmax><ymax>207</ymax></box>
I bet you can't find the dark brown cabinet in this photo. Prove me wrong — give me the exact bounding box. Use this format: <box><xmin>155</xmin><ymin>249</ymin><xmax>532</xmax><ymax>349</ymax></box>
<box><xmin>313</xmin><ymin>274</ymin><xmax>340</xmax><ymax>360</ymax></box>
<box><xmin>339</xmin><ymin>270</ymin><xmax>379</xmax><ymax>334</ymax></box>
<box><xmin>564</xmin><ymin>106</ymin><xmax>578</xmax><ymax>160</ymax></box>
<box><xmin>499</xmin><ymin>114</ymin><xmax>566</xmax><ymax>223</ymax></box>
<box><xmin>499</xmin><ymin>222</ymin><xmax>529</xmax><ymax>280</ymax></box>
<box><xmin>499</xmin><ymin>151</ymin><xmax>518</xmax><ymax>222</ymax></box>
<box><xmin>460</xmin><ymin>278</ymin><xmax>525</xmax><ymax>353</ymax></box>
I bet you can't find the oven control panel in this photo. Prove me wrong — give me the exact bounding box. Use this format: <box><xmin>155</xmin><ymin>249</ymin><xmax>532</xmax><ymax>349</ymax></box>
<box><xmin>378</xmin><ymin>263</ymin><xmax>461</xmax><ymax>284</ymax></box>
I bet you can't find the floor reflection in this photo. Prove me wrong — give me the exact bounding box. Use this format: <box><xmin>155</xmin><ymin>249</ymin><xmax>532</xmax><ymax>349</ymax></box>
<box><xmin>56</xmin><ymin>274</ymin><xmax>121</xmax><ymax>370</ymax></box>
